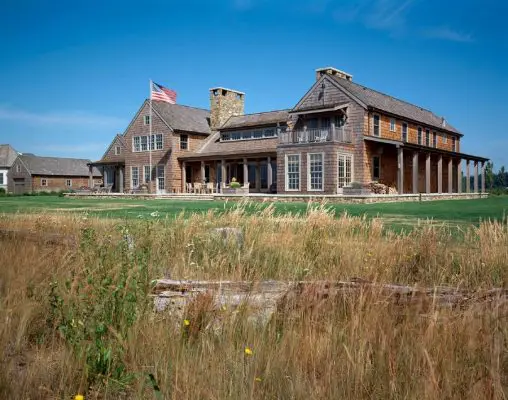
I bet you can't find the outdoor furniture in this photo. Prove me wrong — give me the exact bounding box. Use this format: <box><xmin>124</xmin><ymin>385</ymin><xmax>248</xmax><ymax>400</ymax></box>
<box><xmin>185</xmin><ymin>183</ymin><xmax>193</xmax><ymax>193</ymax></box>
<box><xmin>206</xmin><ymin>182</ymin><xmax>215</xmax><ymax>194</ymax></box>
<box><xmin>193</xmin><ymin>182</ymin><xmax>203</xmax><ymax>194</ymax></box>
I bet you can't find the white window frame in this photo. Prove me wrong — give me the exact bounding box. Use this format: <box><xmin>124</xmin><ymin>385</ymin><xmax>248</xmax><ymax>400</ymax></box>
<box><xmin>417</xmin><ymin>127</ymin><xmax>423</xmax><ymax>145</ymax></box>
<box><xmin>452</xmin><ymin>137</ymin><xmax>457</xmax><ymax>152</ymax></box>
<box><xmin>337</xmin><ymin>152</ymin><xmax>354</xmax><ymax>190</ymax></box>
<box><xmin>401</xmin><ymin>122</ymin><xmax>408</xmax><ymax>142</ymax></box>
<box><xmin>180</xmin><ymin>134</ymin><xmax>188</xmax><ymax>150</ymax></box>
<box><xmin>144</xmin><ymin>165</ymin><xmax>151</xmax><ymax>183</ymax></box>
<box><xmin>285</xmin><ymin>154</ymin><xmax>301</xmax><ymax>191</ymax></box>
<box><xmin>66</xmin><ymin>179</ymin><xmax>72</xmax><ymax>187</ymax></box>
<box><xmin>372</xmin><ymin>155</ymin><xmax>381</xmax><ymax>181</ymax></box>
<box><xmin>115</xmin><ymin>145</ymin><xmax>121</xmax><ymax>155</ymax></box>
<box><xmin>425</xmin><ymin>129</ymin><xmax>430</xmax><ymax>147</ymax></box>
<box><xmin>373</xmin><ymin>114</ymin><xmax>381</xmax><ymax>137</ymax></box>
<box><xmin>390</xmin><ymin>118</ymin><xmax>396</xmax><ymax>132</ymax></box>
<box><xmin>443</xmin><ymin>134</ymin><xmax>448</xmax><ymax>144</ymax></box>
<box><xmin>0</xmin><ymin>172</ymin><xmax>5</xmax><ymax>185</ymax></box>
<box><xmin>143</xmin><ymin>115</ymin><xmax>150</xmax><ymax>125</ymax></box>
<box><xmin>133</xmin><ymin>136</ymin><xmax>141</xmax><ymax>152</ymax></box>
<box><xmin>41</xmin><ymin>178</ymin><xmax>48</xmax><ymax>187</ymax></box>
<box><xmin>155</xmin><ymin>133</ymin><xmax>163</xmax><ymax>150</ymax></box>
<box><xmin>432</xmin><ymin>131</ymin><xmax>437</xmax><ymax>148</ymax></box>
<box><xmin>307</xmin><ymin>153</ymin><xmax>324</xmax><ymax>191</ymax></box>
<box><xmin>131</xmin><ymin>166</ymin><xmax>139</xmax><ymax>188</ymax></box>
<box><xmin>16</xmin><ymin>164</ymin><xmax>21</xmax><ymax>173</ymax></box>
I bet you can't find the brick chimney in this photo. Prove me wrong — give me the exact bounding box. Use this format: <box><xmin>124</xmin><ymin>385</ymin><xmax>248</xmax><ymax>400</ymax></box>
<box><xmin>209</xmin><ymin>87</ymin><xmax>245</xmax><ymax>130</ymax></box>
<box><xmin>316</xmin><ymin>67</ymin><xmax>353</xmax><ymax>82</ymax></box>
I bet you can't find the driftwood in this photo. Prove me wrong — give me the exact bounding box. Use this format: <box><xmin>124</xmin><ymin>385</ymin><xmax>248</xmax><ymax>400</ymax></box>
<box><xmin>153</xmin><ymin>278</ymin><xmax>508</xmax><ymax>325</ymax></box>
<box><xmin>0</xmin><ymin>228</ymin><xmax>77</xmax><ymax>247</ymax></box>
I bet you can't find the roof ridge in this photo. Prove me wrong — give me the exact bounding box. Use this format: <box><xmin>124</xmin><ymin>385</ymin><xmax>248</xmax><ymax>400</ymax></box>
<box><xmin>20</xmin><ymin>154</ymin><xmax>91</xmax><ymax>161</ymax></box>
<box><xmin>149</xmin><ymin>99</ymin><xmax>210</xmax><ymax>112</ymax></box>
<box><xmin>230</xmin><ymin>109</ymin><xmax>290</xmax><ymax>117</ymax></box>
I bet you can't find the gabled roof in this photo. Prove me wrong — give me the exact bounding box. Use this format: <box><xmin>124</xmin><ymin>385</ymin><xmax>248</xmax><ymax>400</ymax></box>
<box><xmin>99</xmin><ymin>134</ymin><xmax>126</xmax><ymax>161</ymax></box>
<box><xmin>221</xmin><ymin>110</ymin><xmax>290</xmax><ymax>130</ymax></box>
<box><xmin>0</xmin><ymin>144</ymin><xmax>19</xmax><ymax>168</ymax></box>
<box><xmin>151</xmin><ymin>100</ymin><xmax>211</xmax><ymax>135</ymax></box>
<box><xmin>327</xmin><ymin>75</ymin><xmax>462</xmax><ymax>135</ymax></box>
<box><xmin>17</xmin><ymin>154</ymin><xmax>101</xmax><ymax>176</ymax></box>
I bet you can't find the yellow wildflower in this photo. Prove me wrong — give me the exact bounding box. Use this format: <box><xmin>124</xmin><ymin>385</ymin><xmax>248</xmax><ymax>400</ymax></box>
<box><xmin>255</xmin><ymin>377</ymin><xmax>262</xmax><ymax>382</ymax></box>
<box><xmin>74</xmin><ymin>395</ymin><xmax>84</xmax><ymax>400</ymax></box>
<box><xmin>183</xmin><ymin>319</ymin><xmax>190</xmax><ymax>326</ymax></box>
<box><xmin>244</xmin><ymin>347</ymin><xmax>253</xmax><ymax>356</ymax></box>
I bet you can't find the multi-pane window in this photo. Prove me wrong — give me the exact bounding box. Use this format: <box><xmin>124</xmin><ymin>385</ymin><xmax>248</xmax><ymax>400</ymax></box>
<box><xmin>115</xmin><ymin>146</ymin><xmax>121</xmax><ymax>155</ymax></box>
<box><xmin>41</xmin><ymin>178</ymin><xmax>48</xmax><ymax>186</ymax></box>
<box><xmin>452</xmin><ymin>137</ymin><xmax>457</xmax><ymax>152</ymax></box>
<box><xmin>417</xmin><ymin>127</ymin><xmax>422</xmax><ymax>145</ymax></box>
<box><xmin>66</xmin><ymin>179</ymin><xmax>72</xmax><ymax>187</ymax></box>
<box><xmin>425</xmin><ymin>129</ymin><xmax>430</xmax><ymax>146</ymax></box>
<box><xmin>144</xmin><ymin>165</ymin><xmax>151</xmax><ymax>183</ymax></box>
<box><xmin>140</xmin><ymin>136</ymin><xmax>148</xmax><ymax>151</ymax></box>
<box><xmin>0</xmin><ymin>173</ymin><xmax>3</xmax><ymax>185</ymax></box>
<box><xmin>180</xmin><ymin>134</ymin><xmax>188</xmax><ymax>150</ymax></box>
<box><xmin>338</xmin><ymin>153</ymin><xmax>353</xmax><ymax>189</ymax></box>
<box><xmin>131</xmin><ymin>166</ymin><xmax>139</xmax><ymax>188</ymax></box>
<box><xmin>432</xmin><ymin>132</ymin><xmax>437</xmax><ymax>148</ymax></box>
<box><xmin>372</xmin><ymin>156</ymin><xmax>381</xmax><ymax>181</ymax></box>
<box><xmin>133</xmin><ymin>136</ymin><xmax>141</xmax><ymax>152</ymax></box>
<box><xmin>443</xmin><ymin>134</ymin><xmax>448</xmax><ymax>144</ymax></box>
<box><xmin>286</xmin><ymin>154</ymin><xmax>300</xmax><ymax>191</ymax></box>
<box><xmin>308</xmin><ymin>153</ymin><xmax>324</xmax><ymax>191</ymax></box>
<box><xmin>402</xmin><ymin>123</ymin><xmax>408</xmax><ymax>142</ymax></box>
<box><xmin>144</xmin><ymin>115</ymin><xmax>150</xmax><ymax>125</ymax></box>
<box><xmin>221</xmin><ymin>127</ymin><xmax>281</xmax><ymax>141</ymax></box>
<box><xmin>155</xmin><ymin>134</ymin><xmax>163</xmax><ymax>150</ymax></box>
<box><xmin>373</xmin><ymin>115</ymin><xmax>380</xmax><ymax>136</ymax></box>
<box><xmin>390</xmin><ymin>118</ymin><xmax>396</xmax><ymax>132</ymax></box>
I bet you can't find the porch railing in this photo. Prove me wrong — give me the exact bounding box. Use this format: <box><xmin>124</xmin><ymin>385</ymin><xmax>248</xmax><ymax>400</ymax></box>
<box><xmin>279</xmin><ymin>127</ymin><xmax>352</xmax><ymax>145</ymax></box>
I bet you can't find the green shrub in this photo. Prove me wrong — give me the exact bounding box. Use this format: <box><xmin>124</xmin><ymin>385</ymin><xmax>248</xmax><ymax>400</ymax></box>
<box><xmin>230</xmin><ymin>181</ymin><xmax>241</xmax><ymax>189</ymax></box>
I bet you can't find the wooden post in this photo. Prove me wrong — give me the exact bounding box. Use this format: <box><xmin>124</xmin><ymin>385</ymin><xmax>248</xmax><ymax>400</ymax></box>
<box><xmin>243</xmin><ymin>158</ymin><xmax>248</xmax><ymax>186</ymax></box>
<box><xmin>425</xmin><ymin>153</ymin><xmax>431</xmax><ymax>193</ymax></box>
<box><xmin>412</xmin><ymin>151</ymin><xmax>418</xmax><ymax>194</ymax></box>
<box><xmin>481</xmin><ymin>161</ymin><xmax>486</xmax><ymax>193</ymax></box>
<box><xmin>267</xmin><ymin>156</ymin><xmax>272</xmax><ymax>190</ymax></box>
<box><xmin>448</xmin><ymin>158</ymin><xmax>453</xmax><ymax>193</ymax></box>
<box><xmin>119</xmin><ymin>167</ymin><xmax>124</xmax><ymax>193</ymax></box>
<box><xmin>397</xmin><ymin>147</ymin><xmax>404</xmax><ymax>194</ymax></box>
<box><xmin>88</xmin><ymin>165</ymin><xmax>93</xmax><ymax>187</ymax></box>
<box><xmin>437</xmin><ymin>155</ymin><xmax>443</xmax><ymax>193</ymax></box>
<box><xmin>221</xmin><ymin>159</ymin><xmax>226</xmax><ymax>191</ymax></box>
<box><xmin>255</xmin><ymin>160</ymin><xmax>261</xmax><ymax>191</ymax></box>
<box><xmin>474</xmin><ymin>161</ymin><xmax>479</xmax><ymax>193</ymax></box>
<box><xmin>181</xmin><ymin>162</ymin><xmax>186</xmax><ymax>192</ymax></box>
<box><xmin>201</xmin><ymin>161</ymin><xmax>205</xmax><ymax>183</ymax></box>
<box><xmin>466</xmin><ymin>160</ymin><xmax>470</xmax><ymax>193</ymax></box>
<box><xmin>457</xmin><ymin>160</ymin><xmax>462</xmax><ymax>194</ymax></box>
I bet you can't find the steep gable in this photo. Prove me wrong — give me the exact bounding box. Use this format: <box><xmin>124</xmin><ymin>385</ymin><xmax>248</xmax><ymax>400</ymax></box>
<box><xmin>99</xmin><ymin>135</ymin><xmax>126</xmax><ymax>163</ymax></box>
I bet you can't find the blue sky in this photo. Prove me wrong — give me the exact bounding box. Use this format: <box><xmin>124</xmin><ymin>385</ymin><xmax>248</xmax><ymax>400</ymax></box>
<box><xmin>1</xmin><ymin>0</ymin><xmax>507</xmax><ymax>167</ymax></box>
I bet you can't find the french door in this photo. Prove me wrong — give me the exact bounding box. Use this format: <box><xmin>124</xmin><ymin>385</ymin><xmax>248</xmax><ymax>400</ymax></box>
<box><xmin>156</xmin><ymin>165</ymin><xmax>165</xmax><ymax>194</ymax></box>
<box><xmin>337</xmin><ymin>153</ymin><xmax>353</xmax><ymax>193</ymax></box>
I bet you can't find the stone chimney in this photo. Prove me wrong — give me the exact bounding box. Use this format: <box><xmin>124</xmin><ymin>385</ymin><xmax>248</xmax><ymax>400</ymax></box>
<box><xmin>209</xmin><ymin>87</ymin><xmax>245</xmax><ymax>130</ymax></box>
<box><xmin>315</xmin><ymin>67</ymin><xmax>353</xmax><ymax>82</ymax></box>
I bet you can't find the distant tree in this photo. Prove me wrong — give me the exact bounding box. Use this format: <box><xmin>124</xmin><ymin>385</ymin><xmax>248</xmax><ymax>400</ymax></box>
<box><xmin>485</xmin><ymin>161</ymin><xmax>494</xmax><ymax>189</ymax></box>
<box><xmin>499</xmin><ymin>166</ymin><xmax>506</xmax><ymax>188</ymax></box>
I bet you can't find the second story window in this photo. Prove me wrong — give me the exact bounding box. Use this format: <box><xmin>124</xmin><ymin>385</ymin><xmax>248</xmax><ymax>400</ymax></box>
<box><xmin>390</xmin><ymin>118</ymin><xmax>396</xmax><ymax>132</ymax></box>
<box><xmin>425</xmin><ymin>129</ymin><xmax>430</xmax><ymax>146</ymax></box>
<box><xmin>402</xmin><ymin>123</ymin><xmax>408</xmax><ymax>142</ymax></box>
<box><xmin>432</xmin><ymin>132</ymin><xmax>437</xmax><ymax>148</ymax></box>
<box><xmin>452</xmin><ymin>137</ymin><xmax>457</xmax><ymax>152</ymax></box>
<box><xmin>115</xmin><ymin>146</ymin><xmax>121</xmax><ymax>155</ymax></box>
<box><xmin>180</xmin><ymin>134</ymin><xmax>188</xmax><ymax>150</ymax></box>
<box><xmin>443</xmin><ymin>134</ymin><xmax>448</xmax><ymax>144</ymax></box>
<box><xmin>144</xmin><ymin>115</ymin><xmax>150</xmax><ymax>125</ymax></box>
<box><xmin>373</xmin><ymin>115</ymin><xmax>380</xmax><ymax>137</ymax></box>
<box><xmin>417</xmin><ymin>127</ymin><xmax>422</xmax><ymax>145</ymax></box>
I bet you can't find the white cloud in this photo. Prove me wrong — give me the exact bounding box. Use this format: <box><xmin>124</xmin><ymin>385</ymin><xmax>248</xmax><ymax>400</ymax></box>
<box><xmin>0</xmin><ymin>106</ymin><xmax>126</xmax><ymax>127</ymax></box>
<box><xmin>423</xmin><ymin>27</ymin><xmax>474</xmax><ymax>43</ymax></box>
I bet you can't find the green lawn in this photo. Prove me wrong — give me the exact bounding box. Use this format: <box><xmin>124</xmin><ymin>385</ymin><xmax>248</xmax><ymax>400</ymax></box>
<box><xmin>0</xmin><ymin>195</ymin><xmax>506</xmax><ymax>229</ymax></box>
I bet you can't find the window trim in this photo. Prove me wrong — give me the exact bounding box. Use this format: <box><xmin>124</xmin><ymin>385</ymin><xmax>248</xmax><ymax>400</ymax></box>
<box><xmin>180</xmin><ymin>134</ymin><xmax>189</xmax><ymax>150</ymax></box>
<box><xmin>442</xmin><ymin>134</ymin><xmax>448</xmax><ymax>144</ymax></box>
<box><xmin>372</xmin><ymin>114</ymin><xmax>381</xmax><ymax>137</ymax></box>
<box><xmin>143</xmin><ymin>115</ymin><xmax>150</xmax><ymax>125</ymax></box>
<box><xmin>66</xmin><ymin>179</ymin><xmax>72</xmax><ymax>187</ymax></box>
<box><xmin>372</xmin><ymin>155</ymin><xmax>381</xmax><ymax>181</ymax></box>
<box><xmin>337</xmin><ymin>152</ymin><xmax>354</xmax><ymax>190</ymax></box>
<box><xmin>307</xmin><ymin>152</ymin><xmax>325</xmax><ymax>192</ymax></box>
<box><xmin>0</xmin><ymin>172</ymin><xmax>4</xmax><ymax>185</ymax></box>
<box><xmin>452</xmin><ymin>137</ymin><xmax>457</xmax><ymax>152</ymax></box>
<box><xmin>425</xmin><ymin>129</ymin><xmax>431</xmax><ymax>147</ymax></box>
<box><xmin>285</xmin><ymin>153</ymin><xmax>301</xmax><ymax>191</ymax></box>
<box><xmin>114</xmin><ymin>145</ymin><xmax>121</xmax><ymax>155</ymax></box>
<box><xmin>16</xmin><ymin>164</ymin><xmax>21</xmax><ymax>173</ymax></box>
<box><xmin>143</xmin><ymin>165</ymin><xmax>151</xmax><ymax>183</ymax></box>
<box><xmin>131</xmin><ymin>166</ymin><xmax>139</xmax><ymax>188</ymax></box>
<box><xmin>41</xmin><ymin>178</ymin><xmax>48</xmax><ymax>187</ymax></box>
<box><xmin>390</xmin><ymin>118</ymin><xmax>396</xmax><ymax>132</ymax></box>
<box><xmin>417</xmin><ymin>126</ymin><xmax>423</xmax><ymax>145</ymax></box>
<box><xmin>401</xmin><ymin>122</ymin><xmax>408</xmax><ymax>142</ymax></box>
<box><xmin>432</xmin><ymin>131</ymin><xmax>437</xmax><ymax>148</ymax></box>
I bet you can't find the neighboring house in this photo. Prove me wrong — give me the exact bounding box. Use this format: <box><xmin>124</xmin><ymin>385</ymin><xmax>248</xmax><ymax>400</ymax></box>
<box><xmin>93</xmin><ymin>67</ymin><xmax>488</xmax><ymax>195</ymax></box>
<box><xmin>8</xmin><ymin>154</ymin><xmax>102</xmax><ymax>194</ymax></box>
<box><xmin>0</xmin><ymin>144</ymin><xmax>18</xmax><ymax>191</ymax></box>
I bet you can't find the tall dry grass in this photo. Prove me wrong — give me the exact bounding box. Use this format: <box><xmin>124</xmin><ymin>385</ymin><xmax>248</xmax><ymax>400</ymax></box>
<box><xmin>0</xmin><ymin>205</ymin><xmax>507</xmax><ymax>399</ymax></box>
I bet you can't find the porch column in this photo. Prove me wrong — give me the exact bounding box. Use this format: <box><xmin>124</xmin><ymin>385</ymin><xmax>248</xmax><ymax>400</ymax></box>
<box><xmin>255</xmin><ymin>160</ymin><xmax>261</xmax><ymax>190</ymax></box>
<box><xmin>397</xmin><ymin>147</ymin><xmax>404</xmax><ymax>194</ymax></box>
<box><xmin>88</xmin><ymin>165</ymin><xmax>93</xmax><ymax>187</ymax></box>
<box><xmin>103</xmin><ymin>167</ymin><xmax>108</xmax><ymax>187</ymax></box>
<box><xmin>119</xmin><ymin>167</ymin><xmax>124</xmax><ymax>193</ymax></box>
<box><xmin>181</xmin><ymin>161</ymin><xmax>186</xmax><ymax>192</ymax></box>
<box><xmin>474</xmin><ymin>161</ymin><xmax>479</xmax><ymax>193</ymax></box>
<box><xmin>221</xmin><ymin>159</ymin><xmax>226</xmax><ymax>190</ymax></box>
<box><xmin>466</xmin><ymin>160</ymin><xmax>471</xmax><ymax>193</ymax></box>
<box><xmin>412</xmin><ymin>151</ymin><xmax>418</xmax><ymax>194</ymax></box>
<box><xmin>200</xmin><ymin>161</ymin><xmax>205</xmax><ymax>183</ymax></box>
<box><xmin>448</xmin><ymin>158</ymin><xmax>453</xmax><ymax>193</ymax></box>
<box><xmin>457</xmin><ymin>159</ymin><xmax>462</xmax><ymax>193</ymax></box>
<box><xmin>425</xmin><ymin>153</ymin><xmax>431</xmax><ymax>193</ymax></box>
<box><xmin>437</xmin><ymin>155</ymin><xmax>443</xmax><ymax>193</ymax></box>
<box><xmin>243</xmin><ymin>158</ymin><xmax>248</xmax><ymax>185</ymax></box>
<box><xmin>267</xmin><ymin>156</ymin><xmax>273</xmax><ymax>189</ymax></box>
<box><xmin>481</xmin><ymin>161</ymin><xmax>486</xmax><ymax>193</ymax></box>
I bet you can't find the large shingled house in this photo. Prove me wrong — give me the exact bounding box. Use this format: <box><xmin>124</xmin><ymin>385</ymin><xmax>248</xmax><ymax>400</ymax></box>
<box><xmin>92</xmin><ymin>67</ymin><xmax>488</xmax><ymax>195</ymax></box>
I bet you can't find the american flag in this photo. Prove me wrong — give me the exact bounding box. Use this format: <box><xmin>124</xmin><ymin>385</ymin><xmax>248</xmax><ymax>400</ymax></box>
<box><xmin>151</xmin><ymin>82</ymin><xmax>177</xmax><ymax>104</ymax></box>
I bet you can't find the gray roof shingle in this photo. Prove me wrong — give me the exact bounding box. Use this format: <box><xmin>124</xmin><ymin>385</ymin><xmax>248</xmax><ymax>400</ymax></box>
<box><xmin>0</xmin><ymin>144</ymin><xmax>19</xmax><ymax>167</ymax></box>
<box><xmin>19</xmin><ymin>154</ymin><xmax>101</xmax><ymax>176</ymax></box>
<box><xmin>152</xmin><ymin>101</ymin><xmax>211</xmax><ymax>135</ymax></box>
<box><xmin>221</xmin><ymin>110</ymin><xmax>289</xmax><ymax>130</ymax></box>
<box><xmin>326</xmin><ymin>75</ymin><xmax>461</xmax><ymax>135</ymax></box>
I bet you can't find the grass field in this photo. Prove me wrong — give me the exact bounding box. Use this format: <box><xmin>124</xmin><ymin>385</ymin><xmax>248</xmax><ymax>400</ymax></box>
<box><xmin>0</xmin><ymin>195</ymin><xmax>507</xmax><ymax>229</ymax></box>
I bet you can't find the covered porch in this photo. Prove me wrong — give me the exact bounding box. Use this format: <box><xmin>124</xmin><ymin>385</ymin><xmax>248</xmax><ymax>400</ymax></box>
<box><xmin>87</xmin><ymin>162</ymin><xmax>125</xmax><ymax>193</ymax></box>
<box><xmin>365</xmin><ymin>137</ymin><xmax>488</xmax><ymax>194</ymax></box>
<box><xmin>179</xmin><ymin>152</ymin><xmax>277</xmax><ymax>194</ymax></box>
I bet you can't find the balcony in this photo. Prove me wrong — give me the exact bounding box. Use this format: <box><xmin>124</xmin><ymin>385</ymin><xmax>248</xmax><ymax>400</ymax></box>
<box><xmin>279</xmin><ymin>127</ymin><xmax>352</xmax><ymax>145</ymax></box>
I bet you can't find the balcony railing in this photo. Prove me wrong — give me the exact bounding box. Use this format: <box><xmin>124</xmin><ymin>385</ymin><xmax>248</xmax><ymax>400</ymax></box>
<box><xmin>279</xmin><ymin>127</ymin><xmax>352</xmax><ymax>145</ymax></box>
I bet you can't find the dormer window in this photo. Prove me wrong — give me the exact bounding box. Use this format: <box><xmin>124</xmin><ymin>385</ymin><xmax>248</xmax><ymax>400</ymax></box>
<box><xmin>373</xmin><ymin>115</ymin><xmax>380</xmax><ymax>137</ymax></box>
<box><xmin>390</xmin><ymin>118</ymin><xmax>396</xmax><ymax>132</ymax></box>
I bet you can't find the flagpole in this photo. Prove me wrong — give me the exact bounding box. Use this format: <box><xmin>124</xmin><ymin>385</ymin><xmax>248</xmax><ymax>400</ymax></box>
<box><xmin>149</xmin><ymin>79</ymin><xmax>153</xmax><ymax>192</ymax></box>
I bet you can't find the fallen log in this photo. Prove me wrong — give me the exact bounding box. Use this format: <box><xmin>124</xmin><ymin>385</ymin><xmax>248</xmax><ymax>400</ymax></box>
<box><xmin>152</xmin><ymin>278</ymin><xmax>508</xmax><ymax>326</ymax></box>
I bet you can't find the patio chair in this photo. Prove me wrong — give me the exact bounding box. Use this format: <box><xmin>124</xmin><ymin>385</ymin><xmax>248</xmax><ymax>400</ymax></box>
<box><xmin>206</xmin><ymin>182</ymin><xmax>215</xmax><ymax>194</ymax></box>
<box><xmin>186</xmin><ymin>182</ymin><xmax>193</xmax><ymax>193</ymax></box>
<box><xmin>194</xmin><ymin>182</ymin><xmax>203</xmax><ymax>194</ymax></box>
